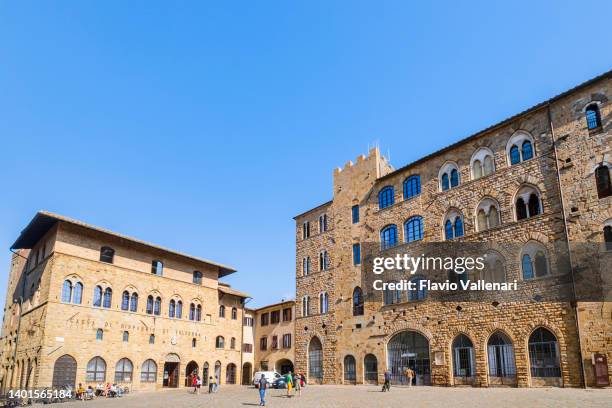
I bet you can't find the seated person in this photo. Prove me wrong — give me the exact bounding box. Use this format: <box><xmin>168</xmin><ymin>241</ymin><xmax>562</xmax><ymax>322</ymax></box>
<box><xmin>86</xmin><ymin>386</ymin><xmax>94</xmax><ymax>400</ymax></box>
<box><xmin>76</xmin><ymin>383</ymin><xmax>85</xmax><ymax>400</ymax></box>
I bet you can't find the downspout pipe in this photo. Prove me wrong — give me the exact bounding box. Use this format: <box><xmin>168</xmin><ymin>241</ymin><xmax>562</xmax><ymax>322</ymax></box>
<box><xmin>546</xmin><ymin>103</ymin><xmax>588</xmax><ymax>388</ymax></box>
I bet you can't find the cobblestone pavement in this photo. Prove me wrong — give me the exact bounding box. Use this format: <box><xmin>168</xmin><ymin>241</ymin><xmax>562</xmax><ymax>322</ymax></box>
<box><xmin>45</xmin><ymin>385</ymin><xmax>612</xmax><ymax>408</ymax></box>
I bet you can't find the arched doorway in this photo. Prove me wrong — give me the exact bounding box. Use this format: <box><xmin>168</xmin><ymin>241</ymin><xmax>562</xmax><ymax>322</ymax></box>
<box><xmin>214</xmin><ymin>361</ymin><xmax>221</xmax><ymax>384</ymax></box>
<box><xmin>364</xmin><ymin>354</ymin><xmax>378</xmax><ymax>384</ymax></box>
<box><xmin>528</xmin><ymin>328</ymin><xmax>561</xmax><ymax>386</ymax></box>
<box><xmin>487</xmin><ymin>331</ymin><xmax>516</xmax><ymax>386</ymax></box>
<box><xmin>226</xmin><ymin>363</ymin><xmax>236</xmax><ymax>384</ymax></box>
<box><xmin>452</xmin><ymin>334</ymin><xmax>475</xmax><ymax>385</ymax></box>
<box><xmin>387</xmin><ymin>331</ymin><xmax>430</xmax><ymax>385</ymax></box>
<box><xmin>343</xmin><ymin>355</ymin><xmax>356</xmax><ymax>384</ymax></box>
<box><xmin>202</xmin><ymin>362</ymin><xmax>209</xmax><ymax>386</ymax></box>
<box><xmin>52</xmin><ymin>355</ymin><xmax>77</xmax><ymax>389</ymax></box>
<box><xmin>242</xmin><ymin>362</ymin><xmax>252</xmax><ymax>385</ymax></box>
<box><xmin>163</xmin><ymin>353</ymin><xmax>180</xmax><ymax>388</ymax></box>
<box><xmin>275</xmin><ymin>359</ymin><xmax>294</xmax><ymax>375</ymax></box>
<box><xmin>184</xmin><ymin>361</ymin><xmax>198</xmax><ymax>387</ymax></box>
<box><xmin>308</xmin><ymin>337</ymin><xmax>323</xmax><ymax>383</ymax></box>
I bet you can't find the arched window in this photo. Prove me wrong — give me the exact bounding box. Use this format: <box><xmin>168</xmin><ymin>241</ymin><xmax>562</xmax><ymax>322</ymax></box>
<box><xmin>378</xmin><ymin>186</ymin><xmax>395</xmax><ymax>209</ymax></box>
<box><xmin>230</xmin><ymin>337</ymin><xmax>236</xmax><ymax>349</ymax></box>
<box><xmin>122</xmin><ymin>331</ymin><xmax>129</xmax><ymax>342</ymax></box>
<box><xmin>380</xmin><ymin>225</ymin><xmax>398</xmax><ymax>250</ymax></box>
<box><xmin>507</xmin><ymin>131</ymin><xmax>535</xmax><ymax>165</ymax></box>
<box><xmin>102</xmin><ymin>287</ymin><xmax>112</xmax><ymax>308</ymax></box>
<box><xmin>585</xmin><ymin>103</ymin><xmax>602</xmax><ymax>129</ymax></box>
<box><xmin>441</xmin><ymin>173</ymin><xmax>449</xmax><ymax>191</ymax></box>
<box><xmin>192</xmin><ymin>338</ymin><xmax>197</xmax><ymax>348</ymax></box>
<box><xmin>476</xmin><ymin>198</ymin><xmax>501</xmax><ymax>231</ymax></box>
<box><xmin>595</xmin><ymin>165</ymin><xmax>612</xmax><ymax>198</ymax></box>
<box><xmin>86</xmin><ymin>357</ymin><xmax>106</xmax><ymax>382</ymax></box>
<box><xmin>471</xmin><ymin>148</ymin><xmax>495</xmax><ymax>179</ymax></box>
<box><xmin>448</xmin><ymin>269</ymin><xmax>468</xmax><ymax>286</ymax></box>
<box><xmin>604</xmin><ymin>223</ymin><xmax>612</xmax><ymax>251</ymax></box>
<box><xmin>319</xmin><ymin>250</ymin><xmax>329</xmax><ymax>270</ymax></box>
<box><xmin>319</xmin><ymin>214</ymin><xmax>328</xmax><ymax>233</ymax></box>
<box><xmin>439</xmin><ymin>162</ymin><xmax>460</xmax><ymax>191</ymax></box>
<box><xmin>528</xmin><ymin>328</ymin><xmax>560</xmax><ymax>378</ymax></box>
<box><xmin>146</xmin><ymin>295</ymin><xmax>154</xmax><ymax>314</ymax></box>
<box><xmin>408</xmin><ymin>276</ymin><xmax>427</xmax><ymax>301</ymax></box>
<box><xmin>444</xmin><ymin>210</ymin><xmax>464</xmax><ymax>240</ymax></box>
<box><xmin>61</xmin><ymin>280</ymin><xmax>72</xmax><ymax>303</ymax></box>
<box><xmin>308</xmin><ymin>337</ymin><xmax>323</xmax><ymax>381</ymax></box>
<box><xmin>121</xmin><ymin>291</ymin><xmax>130</xmax><ymax>311</ymax></box>
<box><xmin>219</xmin><ymin>305</ymin><xmax>226</xmax><ymax>318</ymax></box>
<box><xmin>114</xmin><ymin>358</ymin><xmax>133</xmax><ymax>383</ymax></box>
<box><xmin>452</xmin><ymin>335</ymin><xmax>475</xmax><ymax>380</ymax></box>
<box><xmin>319</xmin><ymin>292</ymin><xmax>329</xmax><ymax>314</ymax></box>
<box><xmin>231</xmin><ymin>307</ymin><xmax>237</xmax><ymax>320</ymax></box>
<box><xmin>193</xmin><ymin>270</ymin><xmax>202</xmax><ymax>285</ymax></box>
<box><xmin>93</xmin><ymin>286</ymin><xmax>102</xmax><ymax>307</ymax></box>
<box><xmin>189</xmin><ymin>303</ymin><xmax>196</xmax><ymax>320</ymax></box>
<box><xmin>384</xmin><ymin>281</ymin><xmax>402</xmax><ymax>305</ymax></box>
<box><xmin>404</xmin><ymin>216</ymin><xmax>424</xmax><ymax>242</ymax></box>
<box><xmin>344</xmin><ymin>355</ymin><xmax>356</xmax><ymax>383</ymax></box>
<box><xmin>352</xmin><ymin>287</ymin><xmax>364</xmax><ymax>316</ymax></box>
<box><xmin>73</xmin><ymin>282</ymin><xmax>83</xmax><ymax>304</ymax></box>
<box><xmin>482</xmin><ymin>252</ymin><xmax>506</xmax><ymax>283</ymax></box>
<box><xmin>302</xmin><ymin>296</ymin><xmax>310</xmax><ymax>317</ymax></box>
<box><xmin>96</xmin><ymin>329</ymin><xmax>103</xmax><ymax>341</ymax></box>
<box><xmin>487</xmin><ymin>332</ymin><xmax>516</xmax><ymax>381</ymax></box>
<box><xmin>450</xmin><ymin>169</ymin><xmax>459</xmax><ymax>187</ymax></box>
<box><xmin>99</xmin><ymin>247</ymin><xmax>115</xmax><ymax>264</ymax></box>
<box><xmin>149</xmin><ymin>334</ymin><xmax>155</xmax><ymax>344</ymax></box>
<box><xmin>169</xmin><ymin>299</ymin><xmax>176</xmax><ymax>318</ymax></box>
<box><xmin>196</xmin><ymin>304</ymin><xmax>202</xmax><ymax>321</ymax></box>
<box><xmin>130</xmin><ymin>293</ymin><xmax>138</xmax><ymax>312</ymax></box>
<box><xmin>226</xmin><ymin>363</ymin><xmax>237</xmax><ymax>384</ymax></box>
<box><xmin>515</xmin><ymin>186</ymin><xmax>542</xmax><ymax>220</ymax></box>
<box><xmin>154</xmin><ymin>297</ymin><xmax>161</xmax><ymax>315</ymax></box>
<box><xmin>403</xmin><ymin>175</ymin><xmax>421</xmax><ymax>200</ymax></box>
<box><xmin>216</xmin><ymin>336</ymin><xmax>225</xmax><ymax>349</ymax></box>
<box><xmin>302</xmin><ymin>257</ymin><xmax>310</xmax><ymax>275</ymax></box>
<box><xmin>176</xmin><ymin>300</ymin><xmax>182</xmax><ymax>318</ymax></box>
<box><xmin>521</xmin><ymin>242</ymin><xmax>549</xmax><ymax>279</ymax></box>
<box><xmin>141</xmin><ymin>359</ymin><xmax>157</xmax><ymax>383</ymax></box>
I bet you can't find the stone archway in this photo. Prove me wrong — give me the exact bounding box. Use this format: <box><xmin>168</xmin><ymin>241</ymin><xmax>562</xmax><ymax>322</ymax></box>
<box><xmin>387</xmin><ymin>331</ymin><xmax>430</xmax><ymax>385</ymax></box>
<box><xmin>242</xmin><ymin>362</ymin><xmax>252</xmax><ymax>385</ymax></box>
<box><xmin>275</xmin><ymin>359</ymin><xmax>294</xmax><ymax>375</ymax></box>
<box><xmin>52</xmin><ymin>355</ymin><xmax>77</xmax><ymax>389</ymax></box>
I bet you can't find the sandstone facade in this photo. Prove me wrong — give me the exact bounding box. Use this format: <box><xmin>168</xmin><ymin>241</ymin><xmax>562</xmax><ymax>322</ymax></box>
<box><xmin>294</xmin><ymin>71</ymin><xmax>611</xmax><ymax>387</ymax></box>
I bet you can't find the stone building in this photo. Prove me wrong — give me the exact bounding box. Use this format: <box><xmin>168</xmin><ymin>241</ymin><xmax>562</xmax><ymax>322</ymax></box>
<box><xmin>241</xmin><ymin>308</ymin><xmax>255</xmax><ymax>384</ymax></box>
<box><xmin>252</xmin><ymin>300</ymin><xmax>295</xmax><ymax>375</ymax></box>
<box><xmin>0</xmin><ymin>212</ymin><xmax>250</xmax><ymax>392</ymax></box>
<box><xmin>294</xmin><ymin>70</ymin><xmax>611</xmax><ymax>387</ymax></box>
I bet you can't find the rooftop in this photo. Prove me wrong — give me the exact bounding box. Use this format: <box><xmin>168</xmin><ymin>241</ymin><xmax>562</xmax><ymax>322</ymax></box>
<box><xmin>11</xmin><ymin>211</ymin><xmax>237</xmax><ymax>277</ymax></box>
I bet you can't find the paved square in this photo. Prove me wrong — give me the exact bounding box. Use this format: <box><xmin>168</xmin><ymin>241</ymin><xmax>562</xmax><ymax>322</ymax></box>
<box><xmin>50</xmin><ymin>385</ymin><xmax>612</xmax><ymax>407</ymax></box>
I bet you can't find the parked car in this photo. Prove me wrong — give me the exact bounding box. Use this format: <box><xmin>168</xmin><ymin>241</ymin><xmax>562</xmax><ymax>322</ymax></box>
<box><xmin>272</xmin><ymin>376</ymin><xmax>287</xmax><ymax>389</ymax></box>
<box><xmin>252</xmin><ymin>371</ymin><xmax>281</xmax><ymax>388</ymax></box>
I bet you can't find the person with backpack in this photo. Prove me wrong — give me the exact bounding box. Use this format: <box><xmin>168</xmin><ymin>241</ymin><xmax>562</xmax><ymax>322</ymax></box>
<box><xmin>258</xmin><ymin>375</ymin><xmax>268</xmax><ymax>406</ymax></box>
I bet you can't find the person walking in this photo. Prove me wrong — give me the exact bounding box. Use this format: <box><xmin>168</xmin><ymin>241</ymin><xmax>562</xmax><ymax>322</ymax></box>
<box><xmin>405</xmin><ymin>367</ymin><xmax>415</xmax><ymax>387</ymax></box>
<box><xmin>285</xmin><ymin>371</ymin><xmax>293</xmax><ymax>397</ymax></box>
<box><xmin>293</xmin><ymin>372</ymin><xmax>301</xmax><ymax>396</ymax></box>
<box><xmin>258</xmin><ymin>375</ymin><xmax>268</xmax><ymax>406</ymax></box>
<box><xmin>192</xmin><ymin>374</ymin><xmax>198</xmax><ymax>394</ymax></box>
<box><xmin>214</xmin><ymin>375</ymin><xmax>220</xmax><ymax>393</ymax></box>
<box><xmin>208</xmin><ymin>376</ymin><xmax>215</xmax><ymax>393</ymax></box>
<box><xmin>382</xmin><ymin>369</ymin><xmax>391</xmax><ymax>392</ymax></box>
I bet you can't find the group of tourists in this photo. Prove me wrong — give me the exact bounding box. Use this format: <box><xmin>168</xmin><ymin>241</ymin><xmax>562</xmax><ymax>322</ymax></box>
<box><xmin>75</xmin><ymin>382</ymin><xmax>127</xmax><ymax>400</ymax></box>
<box><xmin>257</xmin><ymin>372</ymin><xmax>306</xmax><ymax>406</ymax></box>
<box><xmin>189</xmin><ymin>372</ymin><xmax>220</xmax><ymax>394</ymax></box>
<box><xmin>382</xmin><ymin>367</ymin><xmax>415</xmax><ymax>391</ymax></box>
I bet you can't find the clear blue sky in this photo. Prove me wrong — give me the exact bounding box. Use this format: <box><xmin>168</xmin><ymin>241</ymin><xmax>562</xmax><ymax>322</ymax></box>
<box><xmin>1</xmin><ymin>1</ymin><xmax>611</xmax><ymax>313</ymax></box>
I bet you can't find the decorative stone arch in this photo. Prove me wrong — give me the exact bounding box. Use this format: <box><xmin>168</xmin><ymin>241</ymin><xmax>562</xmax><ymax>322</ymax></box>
<box><xmin>512</xmin><ymin>183</ymin><xmax>544</xmax><ymax>221</ymax></box>
<box><xmin>64</xmin><ymin>273</ymin><xmax>84</xmax><ymax>284</ymax></box>
<box><xmin>94</xmin><ymin>279</ymin><xmax>112</xmax><ymax>289</ymax></box>
<box><xmin>470</xmin><ymin>147</ymin><xmax>496</xmax><ymax>179</ymax></box>
<box><xmin>448</xmin><ymin>328</ymin><xmax>479</xmax><ymax>385</ymax></box>
<box><xmin>506</xmin><ymin>130</ymin><xmax>535</xmax><ymax>164</ymax></box>
<box><xmin>438</xmin><ymin>161</ymin><xmax>461</xmax><ymax>190</ymax></box>
<box><xmin>522</xmin><ymin>321</ymin><xmax>565</xmax><ymax>386</ymax></box>
<box><xmin>383</xmin><ymin>323</ymin><xmax>434</xmax><ymax>344</ymax></box>
<box><xmin>481</xmin><ymin>325</ymin><xmax>518</xmax><ymax>351</ymax></box>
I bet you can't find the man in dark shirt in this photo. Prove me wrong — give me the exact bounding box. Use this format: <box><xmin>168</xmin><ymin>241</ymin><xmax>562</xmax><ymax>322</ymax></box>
<box><xmin>258</xmin><ymin>376</ymin><xmax>268</xmax><ymax>406</ymax></box>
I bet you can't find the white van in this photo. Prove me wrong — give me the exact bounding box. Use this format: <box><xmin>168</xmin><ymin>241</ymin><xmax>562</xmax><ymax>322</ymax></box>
<box><xmin>252</xmin><ymin>371</ymin><xmax>280</xmax><ymax>388</ymax></box>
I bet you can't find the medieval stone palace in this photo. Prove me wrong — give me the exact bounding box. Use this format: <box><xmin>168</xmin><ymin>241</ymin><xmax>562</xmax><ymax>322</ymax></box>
<box><xmin>294</xmin><ymin>70</ymin><xmax>611</xmax><ymax>388</ymax></box>
<box><xmin>0</xmin><ymin>70</ymin><xmax>610</xmax><ymax>392</ymax></box>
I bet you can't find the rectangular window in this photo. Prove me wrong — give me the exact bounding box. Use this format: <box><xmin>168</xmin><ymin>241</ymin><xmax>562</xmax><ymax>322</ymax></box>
<box><xmin>271</xmin><ymin>335</ymin><xmax>278</xmax><ymax>349</ymax></box>
<box><xmin>260</xmin><ymin>361</ymin><xmax>269</xmax><ymax>371</ymax></box>
<box><xmin>260</xmin><ymin>337</ymin><xmax>267</xmax><ymax>351</ymax></box>
<box><xmin>282</xmin><ymin>308</ymin><xmax>292</xmax><ymax>321</ymax></box>
<box><xmin>283</xmin><ymin>334</ymin><xmax>292</xmax><ymax>348</ymax></box>
<box><xmin>243</xmin><ymin>343</ymin><xmax>253</xmax><ymax>353</ymax></box>
<box><xmin>243</xmin><ymin>317</ymin><xmax>253</xmax><ymax>327</ymax></box>
<box><xmin>151</xmin><ymin>260</ymin><xmax>163</xmax><ymax>276</ymax></box>
<box><xmin>260</xmin><ymin>313</ymin><xmax>269</xmax><ymax>326</ymax></box>
<box><xmin>352</xmin><ymin>205</ymin><xmax>359</xmax><ymax>224</ymax></box>
<box><xmin>353</xmin><ymin>243</ymin><xmax>361</xmax><ymax>265</ymax></box>
<box><xmin>271</xmin><ymin>310</ymin><xmax>280</xmax><ymax>324</ymax></box>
